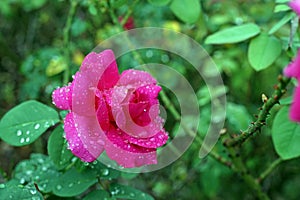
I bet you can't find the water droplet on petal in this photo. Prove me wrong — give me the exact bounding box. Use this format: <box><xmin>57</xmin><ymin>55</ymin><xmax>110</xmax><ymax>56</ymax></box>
<box><xmin>0</xmin><ymin>184</ymin><xmax>5</xmax><ymax>189</ymax></box>
<box><xmin>68</xmin><ymin>183</ymin><xmax>74</xmax><ymax>187</ymax></box>
<box><xmin>26</xmin><ymin>130</ymin><xmax>30</xmax><ymax>135</ymax></box>
<box><xmin>25</xmin><ymin>137</ymin><xmax>30</xmax><ymax>143</ymax></box>
<box><xmin>20</xmin><ymin>138</ymin><xmax>25</xmax><ymax>144</ymax></box>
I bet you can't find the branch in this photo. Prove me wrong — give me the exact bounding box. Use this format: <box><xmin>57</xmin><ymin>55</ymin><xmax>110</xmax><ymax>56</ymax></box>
<box><xmin>224</xmin><ymin>75</ymin><xmax>291</xmax><ymax>147</ymax></box>
<box><xmin>257</xmin><ymin>158</ymin><xmax>283</xmax><ymax>183</ymax></box>
<box><xmin>227</xmin><ymin>146</ymin><xmax>270</xmax><ymax>200</ymax></box>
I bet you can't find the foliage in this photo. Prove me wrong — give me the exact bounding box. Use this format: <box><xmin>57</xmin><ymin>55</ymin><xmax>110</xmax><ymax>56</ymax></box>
<box><xmin>1</xmin><ymin>0</ymin><xmax>300</xmax><ymax>199</ymax></box>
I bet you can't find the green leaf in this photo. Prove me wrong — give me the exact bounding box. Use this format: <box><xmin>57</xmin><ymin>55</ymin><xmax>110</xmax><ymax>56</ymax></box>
<box><xmin>83</xmin><ymin>190</ymin><xmax>113</xmax><ymax>200</ymax></box>
<box><xmin>0</xmin><ymin>100</ymin><xmax>59</xmax><ymax>146</ymax></box>
<box><xmin>45</xmin><ymin>56</ymin><xmax>67</xmax><ymax>77</ymax></box>
<box><xmin>170</xmin><ymin>0</ymin><xmax>201</xmax><ymax>23</ymax></box>
<box><xmin>268</xmin><ymin>12</ymin><xmax>295</xmax><ymax>35</ymax></box>
<box><xmin>274</xmin><ymin>4</ymin><xmax>291</xmax><ymax>13</ymax></box>
<box><xmin>226</xmin><ymin>102</ymin><xmax>253</xmax><ymax>131</ymax></box>
<box><xmin>52</xmin><ymin>167</ymin><xmax>97</xmax><ymax>197</ymax></box>
<box><xmin>205</xmin><ymin>23</ymin><xmax>260</xmax><ymax>44</ymax></box>
<box><xmin>0</xmin><ymin>180</ymin><xmax>43</xmax><ymax>200</ymax></box>
<box><xmin>272</xmin><ymin>106</ymin><xmax>300</xmax><ymax>160</ymax></box>
<box><xmin>280</xmin><ymin>96</ymin><xmax>293</xmax><ymax>105</ymax></box>
<box><xmin>110</xmin><ymin>183</ymin><xmax>154</xmax><ymax>200</ymax></box>
<box><xmin>112</xmin><ymin>0</ymin><xmax>127</xmax><ymax>8</ymax></box>
<box><xmin>248</xmin><ymin>33</ymin><xmax>282</xmax><ymax>71</ymax></box>
<box><xmin>13</xmin><ymin>154</ymin><xmax>61</xmax><ymax>193</ymax></box>
<box><xmin>48</xmin><ymin>125</ymin><xmax>74</xmax><ymax>170</ymax></box>
<box><xmin>275</xmin><ymin>0</ymin><xmax>290</xmax><ymax>3</ymax></box>
<box><xmin>20</xmin><ymin>0</ymin><xmax>47</xmax><ymax>12</ymax></box>
<box><xmin>148</xmin><ymin>0</ymin><xmax>171</xmax><ymax>6</ymax></box>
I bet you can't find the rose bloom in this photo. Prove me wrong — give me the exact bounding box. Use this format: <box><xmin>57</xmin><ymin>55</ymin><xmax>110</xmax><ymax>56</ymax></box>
<box><xmin>52</xmin><ymin>50</ymin><xmax>168</xmax><ymax>168</ymax></box>
<box><xmin>289</xmin><ymin>0</ymin><xmax>300</xmax><ymax>16</ymax></box>
<box><xmin>284</xmin><ymin>49</ymin><xmax>300</xmax><ymax>122</ymax></box>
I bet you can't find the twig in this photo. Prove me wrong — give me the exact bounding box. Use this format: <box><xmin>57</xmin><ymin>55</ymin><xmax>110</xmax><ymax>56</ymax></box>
<box><xmin>224</xmin><ymin>75</ymin><xmax>290</xmax><ymax>147</ymax></box>
<box><xmin>257</xmin><ymin>158</ymin><xmax>283</xmax><ymax>183</ymax></box>
<box><xmin>120</xmin><ymin>0</ymin><xmax>139</xmax><ymax>26</ymax></box>
<box><xmin>226</xmin><ymin>145</ymin><xmax>270</xmax><ymax>200</ymax></box>
<box><xmin>63</xmin><ymin>0</ymin><xmax>78</xmax><ymax>84</ymax></box>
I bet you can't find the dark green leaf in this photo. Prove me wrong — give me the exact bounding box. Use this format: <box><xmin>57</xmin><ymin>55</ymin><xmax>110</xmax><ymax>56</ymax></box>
<box><xmin>272</xmin><ymin>106</ymin><xmax>300</xmax><ymax>160</ymax></box>
<box><xmin>0</xmin><ymin>180</ymin><xmax>43</xmax><ymax>200</ymax></box>
<box><xmin>13</xmin><ymin>154</ymin><xmax>61</xmax><ymax>193</ymax></box>
<box><xmin>110</xmin><ymin>183</ymin><xmax>154</xmax><ymax>200</ymax></box>
<box><xmin>48</xmin><ymin>125</ymin><xmax>74</xmax><ymax>170</ymax></box>
<box><xmin>52</xmin><ymin>167</ymin><xmax>97</xmax><ymax>197</ymax></box>
<box><xmin>170</xmin><ymin>0</ymin><xmax>201</xmax><ymax>23</ymax></box>
<box><xmin>205</xmin><ymin>23</ymin><xmax>260</xmax><ymax>44</ymax></box>
<box><xmin>248</xmin><ymin>33</ymin><xmax>282</xmax><ymax>71</ymax></box>
<box><xmin>83</xmin><ymin>190</ymin><xmax>112</xmax><ymax>200</ymax></box>
<box><xmin>0</xmin><ymin>100</ymin><xmax>59</xmax><ymax>146</ymax></box>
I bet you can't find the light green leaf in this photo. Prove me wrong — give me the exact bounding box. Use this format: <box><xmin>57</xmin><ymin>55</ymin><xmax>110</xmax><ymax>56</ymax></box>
<box><xmin>205</xmin><ymin>23</ymin><xmax>260</xmax><ymax>44</ymax></box>
<box><xmin>52</xmin><ymin>167</ymin><xmax>97</xmax><ymax>197</ymax></box>
<box><xmin>170</xmin><ymin>0</ymin><xmax>201</xmax><ymax>23</ymax></box>
<box><xmin>110</xmin><ymin>183</ymin><xmax>154</xmax><ymax>200</ymax></box>
<box><xmin>274</xmin><ymin>4</ymin><xmax>291</xmax><ymax>13</ymax></box>
<box><xmin>275</xmin><ymin>0</ymin><xmax>290</xmax><ymax>3</ymax></box>
<box><xmin>48</xmin><ymin>125</ymin><xmax>74</xmax><ymax>170</ymax></box>
<box><xmin>280</xmin><ymin>96</ymin><xmax>293</xmax><ymax>105</ymax></box>
<box><xmin>248</xmin><ymin>33</ymin><xmax>282</xmax><ymax>71</ymax></box>
<box><xmin>269</xmin><ymin>12</ymin><xmax>295</xmax><ymax>35</ymax></box>
<box><xmin>148</xmin><ymin>0</ymin><xmax>171</xmax><ymax>6</ymax></box>
<box><xmin>0</xmin><ymin>100</ymin><xmax>59</xmax><ymax>146</ymax></box>
<box><xmin>272</xmin><ymin>106</ymin><xmax>300</xmax><ymax>160</ymax></box>
<box><xmin>226</xmin><ymin>102</ymin><xmax>253</xmax><ymax>131</ymax></box>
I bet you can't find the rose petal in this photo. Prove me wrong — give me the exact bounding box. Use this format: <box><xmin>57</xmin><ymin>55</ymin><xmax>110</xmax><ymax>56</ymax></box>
<box><xmin>72</xmin><ymin>112</ymin><xmax>106</xmax><ymax>160</ymax></box>
<box><xmin>129</xmin><ymin>85</ymin><xmax>161</xmax><ymax>126</ymax></box>
<box><xmin>284</xmin><ymin>50</ymin><xmax>300</xmax><ymax>79</ymax></box>
<box><xmin>290</xmin><ymin>86</ymin><xmax>300</xmax><ymax>122</ymax></box>
<box><xmin>64</xmin><ymin>113</ymin><xmax>96</xmax><ymax>162</ymax></box>
<box><xmin>73</xmin><ymin>50</ymin><xmax>119</xmax><ymax>116</ymax></box>
<box><xmin>52</xmin><ymin>83</ymin><xmax>73</xmax><ymax>110</ymax></box>
<box><xmin>117</xmin><ymin>70</ymin><xmax>157</xmax><ymax>87</ymax></box>
<box><xmin>289</xmin><ymin>0</ymin><xmax>300</xmax><ymax>16</ymax></box>
<box><xmin>95</xmin><ymin>90</ymin><xmax>110</xmax><ymax>131</ymax></box>
<box><xmin>97</xmin><ymin>50</ymin><xmax>120</xmax><ymax>90</ymax></box>
<box><xmin>105</xmin><ymin>127</ymin><xmax>155</xmax><ymax>153</ymax></box>
<box><xmin>124</xmin><ymin>130</ymin><xmax>168</xmax><ymax>148</ymax></box>
<box><xmin>104</xmin><ymin>127</ymin><xmax>157</xmax><ymax>168</ymax></box>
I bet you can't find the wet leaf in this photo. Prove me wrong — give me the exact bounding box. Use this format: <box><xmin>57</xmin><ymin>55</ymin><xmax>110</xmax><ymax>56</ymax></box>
<box><xmin>0</xmin><ymin>100</ymin><xmax>59</xmax><ymax>146</ymax></box>
<box><xmin>48</xmin><ymin>125</ymin><xmax>74</xmax><ymax>170</ymax></box>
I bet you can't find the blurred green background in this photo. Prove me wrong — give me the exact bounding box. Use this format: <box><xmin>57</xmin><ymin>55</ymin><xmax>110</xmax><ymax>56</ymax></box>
<box><xmin>1</xmin><ymin>0</ymin><xmax>300</xmax><ymax>199</ymax></box>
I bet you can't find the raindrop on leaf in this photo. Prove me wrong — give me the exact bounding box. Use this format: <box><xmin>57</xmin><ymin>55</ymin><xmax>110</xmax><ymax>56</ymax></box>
<box><xmin>34</xmin><ymin>124</ymin><xmax>40</xmax><ymax>129</ymax></box>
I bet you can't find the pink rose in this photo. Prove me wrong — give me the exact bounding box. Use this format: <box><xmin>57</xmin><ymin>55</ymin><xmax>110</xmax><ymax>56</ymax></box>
<box><xmin>52</xmin><ymin>50</ymin><xmax>168</xmax><ymax>168</ymax></box>
<box><xmin>289</xmin><ymin>0</ymin><xmax>300</xmax><ymax>16</ymax></box>
<box><xmin>284</xmin><ymin>49</ymin><xmax>300</xmax><ymax>122</ymax></box>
